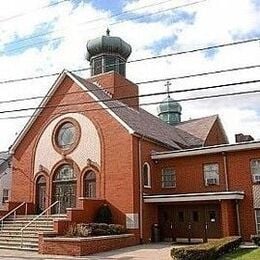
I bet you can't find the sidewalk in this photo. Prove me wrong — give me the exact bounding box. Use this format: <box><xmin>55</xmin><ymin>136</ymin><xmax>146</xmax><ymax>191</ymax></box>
<box><xmin>0</xmin><ymin>243</ymin><xmax>174</xmax><ymax>260</ymax></box>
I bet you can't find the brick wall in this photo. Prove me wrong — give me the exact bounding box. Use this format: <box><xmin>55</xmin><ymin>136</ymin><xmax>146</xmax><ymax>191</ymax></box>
<box><xmin>39</xmin><ymin>233</ymin><xmax>138</xmax><ymax>256</ymax></box>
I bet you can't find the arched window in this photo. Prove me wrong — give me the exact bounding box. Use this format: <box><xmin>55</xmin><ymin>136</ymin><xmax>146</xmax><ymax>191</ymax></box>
<box><xmin>84</xmin><ymin>171</ymin><xmax>96</xmax><ymax>198</ymax></box>
<box><xmin>36</xmin><ymin>175</ymin><xmax>47</xmax><ymax>214</ymax></box>
<box><xmin>143</xmin><ymin>163</ymin><xmax>151</xmax><ymax>188</ymax></box>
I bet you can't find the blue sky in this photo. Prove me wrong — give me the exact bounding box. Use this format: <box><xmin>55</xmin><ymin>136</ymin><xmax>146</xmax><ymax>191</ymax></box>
<box><xmin>0</xmin><ymin>0</ymin><xmax>260</xmax><ymax>151</ymax></box>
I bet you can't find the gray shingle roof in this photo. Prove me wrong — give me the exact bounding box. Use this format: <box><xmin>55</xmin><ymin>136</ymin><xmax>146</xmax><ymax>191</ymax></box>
<box><xmin>73</xmin><ymin>73</ymin><xmax>219</xmax><ymax>150</ymax></box>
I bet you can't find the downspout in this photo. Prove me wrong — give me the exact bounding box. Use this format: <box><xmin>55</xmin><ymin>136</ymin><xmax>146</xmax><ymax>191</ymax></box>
<box><xmin>138</xmin><ymin>136</ymin><xmax>143</xmax><ymax>243</ymax></box>
<box><xmin>222</xmin><ymin>152</ymin><xmax>229</xmax><ymax>191</ymax></box>
<box><xmin>235</xmin><ymin>200</ymin><xmax>241</xmax><ymax>236</ymax></box>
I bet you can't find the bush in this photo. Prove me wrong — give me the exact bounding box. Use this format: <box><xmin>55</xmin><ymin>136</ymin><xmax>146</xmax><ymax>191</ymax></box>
<box><xmin>65</xmin><ymin>223</ymin><xmax>126</xmax><ymax>237</ymax></box>
<box><xmin>171</xmin><ymin>236</ymin><xmax>242</xmax><ymax>260</ymax></box>
<box><xmin>95</xmin><ymin>204</ymin><xmax>112</xmax><ymax>224</ymax></box>
<box><xmin>251</xmin><ymin>235</ymin><xmax>260</xmax><ymax>246</ymax></box>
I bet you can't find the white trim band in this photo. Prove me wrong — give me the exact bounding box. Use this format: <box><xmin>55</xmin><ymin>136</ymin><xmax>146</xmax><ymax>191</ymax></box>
<box><xmin>143</xmin><ymin>191</ymin><xmax>244</xmax><ymax>203</ymax></box>
<box><xmin>152</xmin><ymin>141</ymin><xmax>260</xmax><ymax>160</ymax></box>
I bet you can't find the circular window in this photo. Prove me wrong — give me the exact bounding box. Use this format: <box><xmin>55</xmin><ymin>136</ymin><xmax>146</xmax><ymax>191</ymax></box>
<box><xmin>53</xmin><ymin>118</ymin><xmax>80</xmax><ymax>154</ymax></box>
<box><xmin>57</xmin><ymin>122</ymin><xmax>76</xmax><ymax>149</ymax></box>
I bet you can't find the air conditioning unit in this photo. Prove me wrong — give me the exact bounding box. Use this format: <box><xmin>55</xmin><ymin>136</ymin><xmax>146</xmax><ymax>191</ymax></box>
<box><xmin>253</xmin><ymin>174</ymin><xmax>260</xmax><ymax>183</ymax></box>
<box><xmin>206</xmin><ymin>178</ymin><xmax>218</xmax><ymax>185</ymax></box>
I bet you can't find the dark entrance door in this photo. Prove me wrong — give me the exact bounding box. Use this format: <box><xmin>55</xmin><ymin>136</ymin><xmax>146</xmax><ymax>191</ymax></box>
<box><xmin>158</xmin><ymin>206</ymin><xmax>174</xmax><ymax>241</ymax></box>
<box><xmin>53</xmin><ymin>182</ymin><xmax>76</xmax><ymax>213</ymax></box>
<box><xmin>53</xmin><ymin>165</ymin><xmax>77</xmax><ymax>214</ymax></box>
<box><xmin>159</xmin><ymin>204</ymin><xmax>221</xmax><ymax>241</ymax></box>
<box><xmin>36</xmin><ymin>176</ymin><xmax>46</xmax><ymax>214</ymax></box>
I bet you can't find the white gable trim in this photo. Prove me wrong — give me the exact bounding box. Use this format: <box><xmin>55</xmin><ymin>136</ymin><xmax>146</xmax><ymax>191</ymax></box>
<box><xmin>10</xmin><ymin>70</ymin><xmax>135</xmax><ymax>153</ymax></box>
<box><xmin>67</xmin><ymin>72</ymin><xmax>135</xmax><ymax>135</ymax></box>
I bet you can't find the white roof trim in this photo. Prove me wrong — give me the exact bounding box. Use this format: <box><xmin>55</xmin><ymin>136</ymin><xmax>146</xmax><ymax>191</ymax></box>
<box><xmin>152</xmin><ymin>141</ymin><xmax>260</xmax><ymax>160</ymax></box>
<box><xmin>67</xmin><ymin>72</ymin><xmax>135</xmax><ymax>135</ymax></box>
<box><xmin>143</xmin><ymin>191</ymin><xmax>244</xmax><ymax>203</ymax></box>
<box><xmin>10</xmin><ymin>70</ymin><xmax>68</xmax><ymax>153</ymax></box>
<box><xmin>10</xmin><ymin>70</ymin><xmax>135</xmax><ymax>153</ymax></box>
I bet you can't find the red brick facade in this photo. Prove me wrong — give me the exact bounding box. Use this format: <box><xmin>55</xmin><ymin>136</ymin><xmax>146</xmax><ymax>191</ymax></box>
<box><xmin>4</xmin><ymin>69</ymin><xmax>260</xmax><ymax>256</ymax></box>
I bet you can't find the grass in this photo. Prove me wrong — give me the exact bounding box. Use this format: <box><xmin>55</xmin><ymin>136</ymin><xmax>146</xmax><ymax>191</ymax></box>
<box><xmin>219</xmin><ymin>248</ymin><xmax>260</xmax><ymax>259</ymax></box>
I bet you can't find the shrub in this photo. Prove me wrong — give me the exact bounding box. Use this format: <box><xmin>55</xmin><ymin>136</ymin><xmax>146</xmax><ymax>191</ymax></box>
<box><xmin>171</xmin><ymin>236</ymin><xmax>242</xmax><ymax>260</ymax></box>
<box><xmin>251</xmin><ymin>235</ymin><xmax>260</xmax><ymax>246</ymax></box>
<box><xmin>65</xmin><ymin>223</ymin><xmax>126</xmax><ymax>237</ymax></box>
<box><xmin>95</xmin><ymin>204</ymin><xmax>112</xmax><ymax>224</ymax></box>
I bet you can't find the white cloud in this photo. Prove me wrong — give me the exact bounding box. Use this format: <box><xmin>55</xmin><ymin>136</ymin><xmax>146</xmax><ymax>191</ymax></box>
<box><xmin>0</xmin><ymin>0</ymin><xmax>260</xmax><ymax>151</ymax></box>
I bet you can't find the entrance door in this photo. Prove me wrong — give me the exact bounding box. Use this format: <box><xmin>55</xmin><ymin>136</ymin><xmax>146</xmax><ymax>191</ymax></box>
<box><xmin>158</xmin><ymin>206</ymin><xmax>174</xmax><ymax>241</ymax></box>
<box><xmin>53</xmin><ymin>182</ymin><xmax>76</xmax><ymax>213</ymax></box>
<box><xmin>36</xmin><ymin>176</ymin><xmax>46</xmax><ymax>214</ymax></box>
<box><xmin>53</xmin><ymin>165</ymin><xmax>77</xmax><ymax>214</ymax></box>
<box><xmin>159</xmin><ymin>204</ymin><xmax>221</xmax><ymax>241</ymax></box>
<box><xmin>205</xmin><ymin>205</ymin><xmax>220</xmax><ymax>238</ymax></box>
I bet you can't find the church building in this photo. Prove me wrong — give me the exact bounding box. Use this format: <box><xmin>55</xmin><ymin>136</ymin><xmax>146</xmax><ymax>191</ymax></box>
<box><xmin>1</xmin><ymin>31</ymin><xmax>260</xmax><ymax>253</ymax></box>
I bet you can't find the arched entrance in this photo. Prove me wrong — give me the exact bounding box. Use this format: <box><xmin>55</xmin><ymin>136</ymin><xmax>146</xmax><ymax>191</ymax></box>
<box><xmin>53</xmin><ymin>165</ymin><xmax>76</xmax><ymax>214</ymax></box>
<box><xmin>84</xmin><ymin>170</ymin><xmax>96</xmax><ymax>198</ymax></box>
<box><xmin>36</xmin><ymin>175</ymin><xmax>47</xmax><ymax>214</ymax></box>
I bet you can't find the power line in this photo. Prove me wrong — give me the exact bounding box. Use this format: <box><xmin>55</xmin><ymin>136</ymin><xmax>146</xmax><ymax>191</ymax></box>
<box><xmin>0</xmin><ymin>63</ymin><xmax>260</xmax><ymax>105</ymax></box>
<box><xmin>0</xmin><ymin>35</ymin><xmax>260</xmax><ymax>86</ymax></box>
<box><xmin>2</xmin><ymin>0</ymin><xmax>206</xmax><ymax>55</ymax></box>
<box><xmin>0</xmin><ymin>77</ymin><xmax>259</xmax><ymax>115</ymax></box>
<box><xmin>4</xmin><ymin>0</ymin><xmax>177</xmax><ymax>47</ymax></box>
<box><xmin>0</xmin><ymin>0</ymin><xmax>70</xmax><ymax>23</ymax></box>
<box><xmin>0</xmin><ymin>87</ymin><xmax>259</xmax><ymax>121</ymax></box>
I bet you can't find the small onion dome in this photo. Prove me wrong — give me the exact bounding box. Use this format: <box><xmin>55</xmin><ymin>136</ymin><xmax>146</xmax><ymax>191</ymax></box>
<box><xmin>158</xmin><ymin>96</ymin><xmax>182</xmax><ymax>114</ymax></box>
<box><xmin>157</xmin><ymin>96</ymin><xmax>182</xmax><ymax>125</ymax></box>
<box><xmin>86</xmin><ymin>33</ymin><xmax>132</xmax><ymax>61</ymax></box>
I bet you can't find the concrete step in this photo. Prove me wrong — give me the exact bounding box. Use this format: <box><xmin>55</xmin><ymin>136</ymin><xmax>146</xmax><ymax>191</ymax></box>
<box><xmin>1</xmin><ymin>224</ymin><xmax>53</xmax><ymax>229</ymax></box>
<box><xmin>0</xmin><ymin>237</ymin><xmax>38</xmax><ymax>243</ymax></box>
<box><xmin>0</xmin><ymin>240</ymin><xmax>38</xmax><ymax>248</ymax></box>
<box><xmin>0</xmin><ymin>226</ymin><xmax>53</xmax><ymax>234</ymax></box>
<box><xmin>0</xmin><ymin>244</ymin><xmax>38</xmax><ymax>251</ymax></box>
<box><xmin>4</xmin><ymin>219</ymin><xmax>54</xmax><ymax>224</ymax></box>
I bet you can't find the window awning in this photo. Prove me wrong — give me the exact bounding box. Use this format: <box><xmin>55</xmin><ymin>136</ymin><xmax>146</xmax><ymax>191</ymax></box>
<box><xmin>143</xmin><ymin>191</ymin><xmax>244</xmax><ymax>203</ymax></box>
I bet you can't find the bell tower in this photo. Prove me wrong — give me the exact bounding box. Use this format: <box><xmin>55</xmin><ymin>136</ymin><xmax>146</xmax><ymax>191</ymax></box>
<box><xmin>86</xmin><ymin>29</ymin><xmax>132</xmax><ymax>77</ymax></box>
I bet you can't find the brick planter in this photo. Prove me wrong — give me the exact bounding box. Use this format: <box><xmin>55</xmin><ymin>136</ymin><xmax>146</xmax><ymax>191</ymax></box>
<box><xmin>39</xmin><ymin>233</ymin><xmax>138</xmax><ymax>256</ymax></box>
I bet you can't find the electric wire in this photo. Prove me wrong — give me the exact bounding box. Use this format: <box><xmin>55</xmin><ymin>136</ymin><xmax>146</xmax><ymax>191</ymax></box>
<box><xmin>2</xmin><ymin>0</ymin><xmax>206</xmax><ymax>55</ymax></box>
<box><xmin>0</xmin><ymin>63</ymin><xmax>260</xmax><ymax>105</ymax></box>
<box><xmin>0</xmin><ymin>35</ymin><xmax>260</xmax><ymax>86</ymax></box>
<box><xmin>0</xmin><ymin>87</ymin><xmax>259</xmax><ymax>120</ymax></box>
<box><xmin>0</xmin><ymin>0</ymin><xmax>70</xmax><ymax>23</ymax></box>
<box><xmin>0</xmin><ymin>77</ymin><xmax>259</xmax><ymax>115</ymax></box>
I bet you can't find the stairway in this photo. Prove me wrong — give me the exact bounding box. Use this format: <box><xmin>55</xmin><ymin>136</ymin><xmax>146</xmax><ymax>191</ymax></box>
<box><xmin>0</xmin><ymin>215</ymin><xmax>62</xmax><ymax>251</ymax></box>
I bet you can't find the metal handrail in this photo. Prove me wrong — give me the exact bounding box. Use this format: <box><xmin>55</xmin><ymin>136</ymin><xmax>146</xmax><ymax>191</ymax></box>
<box><xmin>20</xmin><ymin>200</ymin><xmax>60</xmax><ymax>248</ymax></box>
<box><xmin>0</xmin><ymin>201</ymin><xmax>27</xmax><ymax>230</ymax></box>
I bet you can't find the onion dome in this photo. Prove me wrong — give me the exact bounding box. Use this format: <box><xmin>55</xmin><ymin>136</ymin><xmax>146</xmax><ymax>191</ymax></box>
<box><xmin>86</xmin><ymin>29</ymin><xmax>132</xmax><ymax>77</ymax></box>
<box><xmin>157</xmin><ymin>96</ymin><xmax>182</xmax><ymax>125</ymax></box>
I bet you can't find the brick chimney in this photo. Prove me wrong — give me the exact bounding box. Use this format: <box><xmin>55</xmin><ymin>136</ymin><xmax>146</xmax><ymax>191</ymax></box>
<box><xmin>88</xmin><ymin>71</ymin><xmax>139</xmax><ymax>109</ymax></box>
<box><xmin>235</xmin><ymin>133</ymin><xmax>254</xmax><ymax>143</ymax></box>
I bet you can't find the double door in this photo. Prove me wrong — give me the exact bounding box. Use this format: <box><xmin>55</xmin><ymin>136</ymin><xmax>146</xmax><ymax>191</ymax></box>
<box><xmin>53</xmin><ymin>181</ymin><xmax>76</xmax><ymax>214</ymax></box>
<box><xmin>159</xmin><ymin>204</ymin><xmax>220</xmax><ymax>241</ymax></box>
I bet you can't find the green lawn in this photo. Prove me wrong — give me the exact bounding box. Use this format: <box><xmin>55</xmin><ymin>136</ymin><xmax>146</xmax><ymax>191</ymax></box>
<box><xmin>219</xmin><ymin>248</ymin><xmax>260</xmax><ymax>259</ymax></box>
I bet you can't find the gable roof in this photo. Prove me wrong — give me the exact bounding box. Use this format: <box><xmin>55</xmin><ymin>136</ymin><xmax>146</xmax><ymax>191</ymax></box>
<box><xmin>10</xmin><ymin>70</ymin><xmax>223</xmax><ymax>152</ymax></box>
<box><xmin>0</xmin><ymin>151</ymin><xmax>10</xmax><ymax>168</ymax></box>
<box><xmin>175</xmin><ymin>115</ymin><xmax>219</xmax><ymax>145</ymax></box>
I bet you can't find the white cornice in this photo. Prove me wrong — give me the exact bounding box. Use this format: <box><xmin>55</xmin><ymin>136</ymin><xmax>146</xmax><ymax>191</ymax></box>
<box><xmin>143</xmin><ymin>191</ymin><xmax>244</xmax><ymax>203</ymax></box>
<box><xmin>152</xmin><ymin>141</ymin><xmax>260</xmax><ymax>160</ymax></box>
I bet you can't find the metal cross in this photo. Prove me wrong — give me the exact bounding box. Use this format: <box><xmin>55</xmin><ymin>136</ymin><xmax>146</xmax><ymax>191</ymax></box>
<box><xmin>165</xmin><ymin>81</ymin><xmax>172</xmax><ymax>97</ymax></box>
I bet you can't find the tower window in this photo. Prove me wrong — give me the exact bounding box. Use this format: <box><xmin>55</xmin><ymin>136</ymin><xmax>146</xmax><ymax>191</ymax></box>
<box><xmin>104</xmin><ymin>56</ymin><xmax>116</xmax><ymax>72</ymax></box>
<box><xmin>93</xmin><ymin>56</ymin><xmax>102</xmax><ymax>75</ymax></box>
